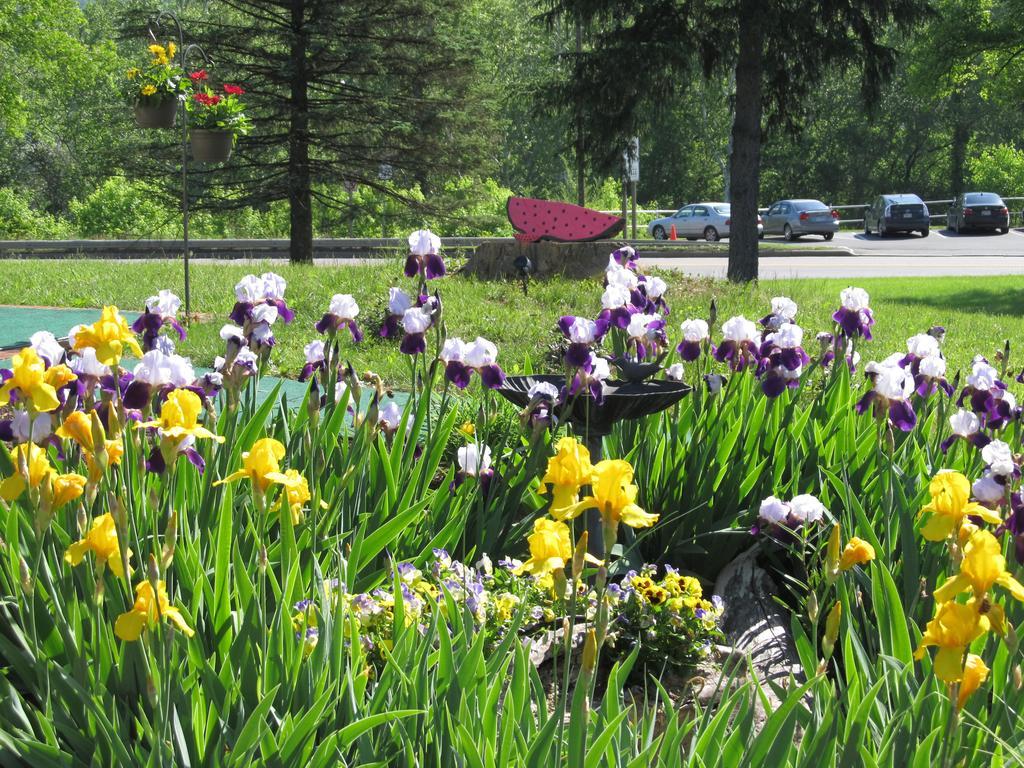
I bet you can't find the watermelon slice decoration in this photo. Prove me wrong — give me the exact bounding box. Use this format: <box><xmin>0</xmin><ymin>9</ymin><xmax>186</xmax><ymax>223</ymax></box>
<box><xmin>507</xmin><ymin>197</ymin><xmax>625</xmax><ymax>243</ymax></box>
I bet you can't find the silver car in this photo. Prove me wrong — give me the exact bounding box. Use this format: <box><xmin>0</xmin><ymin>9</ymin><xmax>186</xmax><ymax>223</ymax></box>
<box><xmin>648</xmin><ymin>202</ymin><xmax>762</xmax><ymax>242</ymax></box>
<box><xmin>761</xmin><ymin>199</ymin><xmax>839</xmax><ymax>241</ymax></box>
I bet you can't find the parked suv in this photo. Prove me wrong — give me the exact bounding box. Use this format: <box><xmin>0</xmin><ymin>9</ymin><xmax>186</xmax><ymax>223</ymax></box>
<box><xmin>864</xmin><ymin>194</ymin><xmax>930</xmax><ymax>237</ymax></box>
<box><xmin>761</xmin><ymin>199</ymin><xmax>839</xmax><ymax>241</ymax></box>
<box><xmin>946</xmin><ymin>192</ymin><xmax>1010</xmax><ymax>234</ymax></box>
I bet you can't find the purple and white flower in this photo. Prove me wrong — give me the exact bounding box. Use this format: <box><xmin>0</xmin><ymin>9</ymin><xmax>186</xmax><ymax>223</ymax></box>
<box><xmin>599</xmin><ymin>284</ymin><xmax>634</xmax><ymax>329</ymax></box>
<box><xmin>759</xmin><ymin>296</ymin><xmax>797</xmax><ymax>331</ymax></box>
<box><xmin>558</xmin><ymin>316</ymin><xmax>608</xmax><ymax>368</ymax></box>
<box><xmin>521</xmin><ymin>380</ymin><xmax>560</xmax><ymax>432</ymax></box>
<box><xmin>315</xmin><ymin>294</ymin><xmax>362</xmax><ymax>342</ymax></box>
<box><xmin>229</xmin><ymin>273</ymin><xmax>295</xmax><ymax>325</ymax></box>
<box><xmin>855</xmin><ymin>359</ymin><xmax>916</xmax><ymax>431</ymax></box>
<box><xmin>755</xmin><ymin>493</ymin><xmax>826</xmax><ymax>533</ymax></box>
<box><xmin>399</xmin><ymin>307</ymin><xmax>434</xmax><ymax>355</ymax></box>
<box><xmin>760</xmin><ymin>323</ymin><xmax>809</xmax><ymax>372</ymax></box>
<box><xmin>132</xmin><ymin>290</ymin><xmax>186</xmax><ymax>353</ymax></box>
<box><xmin>982</xmin><ymin>440</ymin><xmax>1016</xmax><ymax>478</ymax></box>
<box><xmin>640</xmin><ymin>275</ymin><xmax>670</xmax><ymax>315</ymax></box>
<box><xmin>665</xmin><ymin>363</ymin><xmax>685</xmax><ymax>382</ymax></box>
<box><xmin>609</xmin><ymin>246</ymin><xmax>638</xmax><ymax>271</ymax></box>
<box><xmin>901</xmin><ymin>334</ymin><xmax>940</xmax><ymax>373</ymax></box>
<box><xmin>452</xmin><ymin>443</ymin><xmax>495</xmax><ymax>491</ymax></box>
<box><xmin>380</xmin><ymin>287</ymin><xmax>413</xmax><ymax>339</ymax></box>
<box><xmin>713</xmin><ymin>316</ymin><xmax>761</xmax><ymax>372</ymax></box>
<box><xmin>0</xmin><ymin>412</ymin><xmax>54</xmax><ymax>445</ymax></box>
<box><xmin>973</xmin><ymin>472</ymin><xmax>1006</xmax><ymax>505</ymax></box>
<box><xmin>405</xmin><ymin>229</ymin><xmax>445</xmax><ymax>280</ymax></box>
<box><xmin>440</xmin><ymin>338</ymin><xmax>470</xmax><ymax>388</ymax></box>
<box><xmin>676</xmin><ymin>318</ymin><xmax>709</xmax><ymax>362</ymax></box>
<box><xmin>625</xmin><ymin>313</ymin><xmax>667</xmax><ymax>360</ymax></box>
<box><xmin>378</xmin><ymin>401</ymin><xmax>406</xmax><ymax>434</ymax></box>
<box><xmin>124</xmin><ymin>349</ymin><xmax>196</xmax><ymax>409</ymax></box>
<box><xmin>464</xmin><ymin>337</ymin><xmax>506</xmax><ymax>389</ymax></box>
<box><xmin>940</xmin><ymin>409</ymin><xmax>990</xmax><ymax>453</ymax></box>
<box><xmin>832</xmin><ymin>287</ymin><xmax>874</xmax><ymax>340</ymax></box>
<box><xmin>299</xmin><ymin>340</ymin><xmax>326</xmax><ymax>382</ymax></box>
<box><xmin>959</xmin><ymin>359</ymin><xmax>1008</xmax><ymax>419</ymax></box>
<box><xmin>30</xmin><ymin>331</ymin><xmax>66</xmax><ymax>367</ymax></box>
<box><xmin>914</xmin><ymin>354</ymin><xmax>953</xmax><ymax>397</ymax></box>
<box><xmin>567</xmin><ymin>353</ymin><xmax>611</xmax><ymax>404</ymax></box>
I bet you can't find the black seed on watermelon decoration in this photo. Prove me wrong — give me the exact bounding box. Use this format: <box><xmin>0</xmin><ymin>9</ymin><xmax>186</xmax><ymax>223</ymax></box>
<box><xmin>507</xmin><ymin>197</ymin><xmax>626</xmax><ymax>243</ymax></box>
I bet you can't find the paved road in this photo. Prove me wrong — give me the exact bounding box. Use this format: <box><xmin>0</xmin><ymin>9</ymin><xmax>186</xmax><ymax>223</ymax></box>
<box><xmin>641</xmin><ymin>227</ymin><xmax>1024</xmax><ymax>278</ymax></box>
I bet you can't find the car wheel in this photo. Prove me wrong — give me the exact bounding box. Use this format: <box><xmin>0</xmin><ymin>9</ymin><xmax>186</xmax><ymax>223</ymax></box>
<box><xmin>652</xmin><ymin>225</ymin><xmax>666</xmax><ymax>240</ymax></box>
<box><xmin>822</xmin><ymin>232</ymin><xmax>834</xmax><ymax>241</ymax></box>
<box><xmin>998</xmin><ymin>226</ymin><xmax>1009</xmax><ymax>234</ymax></box>
<box><xmin>783</xmin><ymin>224</ymin><xmax>795</xmax><ymax>241</ymax></box>
<box><xmin>704</xmin><ymin>226</ymin><xmax>719</xmax><ymax>243</ymax></box>
<box><xmin>920</xmin><ymin>228</ymin><xmax>929</xmax><ymax>238</ymax></box>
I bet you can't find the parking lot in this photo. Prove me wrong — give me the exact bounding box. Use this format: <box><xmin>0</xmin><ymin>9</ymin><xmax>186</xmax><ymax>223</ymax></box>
<box><xmin>765</xmin><ymin>228</ymin><xmax>1024</xmax><ymax>257</ymax></box>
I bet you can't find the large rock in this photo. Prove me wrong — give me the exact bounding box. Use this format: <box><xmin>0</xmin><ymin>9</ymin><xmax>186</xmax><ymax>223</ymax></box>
<box><xmin>464</xmin><ymin>239</ymin><xmax>619</xmax><ymax>280</ymax></box>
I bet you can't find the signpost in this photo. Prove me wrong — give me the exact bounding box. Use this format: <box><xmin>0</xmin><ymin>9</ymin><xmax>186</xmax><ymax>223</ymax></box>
<box><xmin>624</xmin><ymin>137</ymin><xmax>639</xmax><ymax>238</ymax></box>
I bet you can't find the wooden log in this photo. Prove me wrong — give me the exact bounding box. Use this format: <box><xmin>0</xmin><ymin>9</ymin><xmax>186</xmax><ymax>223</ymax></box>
<box><xmin>463</xmin><ymin>240</ymin><xmax>620</xmax><ymax>280</ymax></box>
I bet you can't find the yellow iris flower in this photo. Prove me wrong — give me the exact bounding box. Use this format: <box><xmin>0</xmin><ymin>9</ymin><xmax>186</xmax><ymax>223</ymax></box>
<box><xmin>839</xmin><ymin>537</ymin><xmax>876</xmax><ymax>571</ymax></box>
<box><xmin>0</xmin><ymin>443</ymin><xmax>85</xmax><ymax>513</ymax></box>
<box><xmin>72</xmin><ymin>306</ymin><xmax>143</xmax><ymax>366</ymax></box>
<box><xmin>544</xmin><ymin>437</ymin><xmax>593</xmax><ymax>516</ymax></box>
<box><xmin>114</xmin><ymin>579</ymin><xmax>194</xmax><ymax>641</ymax></box>
<box><xmin>57</xmin><ymin>410</ymin><xmax>124</xmax><ymax>482</ymax></box>
<box><xmin>0</xmin><ymin>348</ymin><xmax>76</xmax><ymax>414</ymax></box>
<box><xmin>958</xmin><ymin>653</ymin><xmax>989</xmax><ymax>710</ymax></box>
<box><xmin>515</xmin><ymin>518</ymin><xmax>574</xmax><ymax>577</ymax></box>
<box><xmin>932</xmin><ymin>529</ymin><xmax>1024</xmax><ymax>604</ymax></box>
<box><xmin>913</xmin><ymin>600</ymin><xmax>989</xmax><ymax>682</ymax></box>
<box><xmin>65</xmin><ymin>513</ymin><xmax>131</xmax><ymax>578</ymax></box>
<box><xmin>138</xmin><ymin>389</ymin><xmax>224</xmax><ymax>445</ymax></box>
<box><xmin>918</xmin><ymin>471</ymin><xmax>1001</xmax><ymax>542</ymax></box>
<box><xmin>556</xmin><ymin>459</ymin><xmax>659</xmax><ymax>530</ymax></box>
<box><xmin>268</xmin><ymin>468</ymin><xmax>312</xmax><ymax>525</ymax></box>
<box><xmin>215</xmin><ymin>437</ymin><xmax>287</xmax><ymax>494</ymax></box>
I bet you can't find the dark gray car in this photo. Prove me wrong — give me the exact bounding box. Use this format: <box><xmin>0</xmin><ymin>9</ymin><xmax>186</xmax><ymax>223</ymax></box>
<box><xmin>761</xmin><ymin>199</ymin><xmax>839</xmax><ymax>241</ymax></box>
<box><xmin>946</xmin><ymin>192</ymin><xmax>1010</xmax><ymax>234</ymax></box>
<box><xmin>864</xmin><ymin>194</ymin><xmax>930</xmax><ymax>237</ymax></box>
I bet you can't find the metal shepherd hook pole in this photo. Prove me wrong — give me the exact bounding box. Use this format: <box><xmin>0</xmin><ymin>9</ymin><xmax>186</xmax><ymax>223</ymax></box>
<box><xmin>147</xmin><ymin>11</ymin><xmax>212</xmax><ymax>321</ymax></box>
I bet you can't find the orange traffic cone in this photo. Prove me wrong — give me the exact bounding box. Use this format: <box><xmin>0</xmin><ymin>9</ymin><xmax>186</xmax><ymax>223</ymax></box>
<box><xmin>669</xmin><ymin>224</ymin><xmax>677</xmax><ymax>240</ymax></box>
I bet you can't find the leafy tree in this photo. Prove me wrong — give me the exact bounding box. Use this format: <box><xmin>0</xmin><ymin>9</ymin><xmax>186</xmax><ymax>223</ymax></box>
<box><xmin>542</xmin><ymin>0</ymin><xmax>928</xmax><ymax>281</ymax></box>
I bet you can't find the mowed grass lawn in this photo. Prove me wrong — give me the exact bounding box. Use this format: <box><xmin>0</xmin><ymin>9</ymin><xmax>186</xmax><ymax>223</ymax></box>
<box><xmin>2</xmin><ymin>258</ymin><xmax>1023</xmax><ymax>384</ymax></box>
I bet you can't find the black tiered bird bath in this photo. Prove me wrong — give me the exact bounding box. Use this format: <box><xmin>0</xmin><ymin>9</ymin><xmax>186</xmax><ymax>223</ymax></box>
<box><xmin>497</xmin><ymin>373</ymin><xmax>691</xmax><ymax>557</ymax></box>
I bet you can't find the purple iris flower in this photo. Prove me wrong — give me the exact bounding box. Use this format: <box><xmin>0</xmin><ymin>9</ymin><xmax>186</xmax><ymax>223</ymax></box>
<box><xmin>899</xmin><ymin>333</ymin><xmax>941</xmax><ymax>375</ymax></box>
<box><xmin>832</xmin><ymin>287</ymin><xmax>874</xmax><ymax>340</ymax></box>
<box><xmin>521</xmin><ymin>380</ymin><xmax>560</xmax><ymax>433</ymax></box>
<box><xmin>400</xmin><ymin>306</ymin><xmax>432</xmax><ymax>355</ymax></box>
<box><xmin>230</xmin><ymin>273</ymin><xmax>294</xmax><ymax>325</ymax></box>
<box><xmin>29</xmin><ymin>331</ymin><xmax>66</xmax><ymax>367</ymax></box>
<box><xmin>913</xmin><ymin>354</ymin><xmax>954</xmax><ymax>398</ymax></box>
<box><xmin>299</xmin><ymin>340</ymin><xmax>327</xmax><ymax>382</ymax></box>
<box><xmin>675</xmin><ymin>318</ymin><xmax>710</xmax><ymax>361</ymax></box>
<box><xmin>626</xmin><ymin>314</ymin><xmax>667</xmax><ymax>361</ymax></box>
<box><xmin>315</xmin><ymin>294</ymin><xmax>362</xmax><ymax>342</ymax></box>
<box><xmin>464</xmin><ymin>337</ymin><xmax>505</xmax><ymax>389</ymax></box>
<box><xmin>855</xmin><ymin>362</ymin><xmax>916</xmax><ymax>431</ymax></box>
<box><xmin>132</xmin><ymin>290</ymin><xmax>186</xmax><ymax>352</ymax></box>
<box><xmin>405</xmin><ymin>229</ymin><xmax>445</xmax><ymax>280</ymax></box>
<box><xmin>145</xmin><ymin>435</ymin><xmax>206</xmax><ymax>475</ymax></box>
<box><xmin>609</xmin><ymin>246</ymin><xmax>638</xmax><ymax>271</ymax></box>
<box><xmin>122</xmin><ymin>349</ymin><xmax>196</xmax><ymax>411</ymax></box>
<box><xmin>379</xmin><ymin>287</ymin><xmax>413</xmax><ymax>339</ymax></box>
<box><xmin>758</xmin><ymin>296</ymin><xmax>797</xmax><ymax>331</ymax></box>
<box><xmin>566</xmin><ymin>353</ymin><xmax>611</xmax><ymax>404</ymax></box>
<box><xmin>638</xmin><ymin>276</ymin><xmax>670</xmax><ymax>315</ymax></box>
<box><xmin>713</xmin><ymin>316</ymin><xmax>762</xmax><ymax>372</ymax></box>
<box><xmin>450</xmin><ymin>443</ymin><xmax>495</xmax><ymax>494</ymax></box>
<box><xmin>597</xmin><ymin>284</ymin><xmax>635</xmax><ymax>330</ymax></box>
<box><xmin>758</xmin><ymin>323</ymin><xmax>809</xmax><ymax>374</ymax></box>
<box><xmin>440</xmin><ymin>338</ymin><xmax>471</xmax><ymax>388</ymax></box>
<box><xmin>958</xmin><ymin>359</ymin><xmax>1007</xmax><ymax>419</ymax></box>
<box><xmin>558</xmin><ymin>316</ymin><xmax>608</xmax><ymax>369</ymax></box>
<box><xmin>1005</xmin><ymin>493</ymin><xmax>1024</xmax><ymax>564</ymax></box>
<box><xmin>939</xmin><ymin>409</ymin><xmax>991</xmax><ymax>453</ymax></box>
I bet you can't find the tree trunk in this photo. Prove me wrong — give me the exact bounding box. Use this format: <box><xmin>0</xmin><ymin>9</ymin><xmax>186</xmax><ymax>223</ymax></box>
<box><xmin>949</xmin><ymin>91</ymin><xmax>969</xmax><ymax>198</ymax></box>
<box><xmin>288</xmin><ymin>0</ymin><xmax>313</xmax><ymax>264</ymax></box>
<box><xmin>726</xmin><ymin>2</ymin><xmax>763</xmax><ymax>283</ymax></box>
<box><xmin>575</xmin><ymin>17</ymin><xmax>586</xmax><ymax>206</ymax></box>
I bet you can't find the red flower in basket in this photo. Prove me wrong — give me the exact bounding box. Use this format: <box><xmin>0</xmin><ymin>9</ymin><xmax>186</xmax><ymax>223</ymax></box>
<box><xmin>189</xmin><ymin>70</ymin><xmax>208</xmax><ymax>82</ymax></box>
<box><xmin>223</xmin><ymin>84</ymin><xmax>245</xmax><ymax>96</ymax></box>
<box><xmin>193</xmin><ymin>92</ymin><xmax>221</xmax><ymax>107</ymax></box>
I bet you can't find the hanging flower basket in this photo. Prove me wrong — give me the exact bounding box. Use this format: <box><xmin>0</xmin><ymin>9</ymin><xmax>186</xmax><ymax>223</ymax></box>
<box><xmin>190</xmin><ymin>129</ymin><xmax>234</xmax><ymax>163</ymax></box>
<box><xmin>134</xmin><ymin>98</ymin><xmax>179</xmax><ymax>129</ymax></box>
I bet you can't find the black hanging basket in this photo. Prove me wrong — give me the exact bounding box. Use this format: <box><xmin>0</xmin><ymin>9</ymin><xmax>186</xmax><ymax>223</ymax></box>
<box><xmin>134</xmin><ymin>99</ymin><xmax>178</xmax><ymax>129</ymax></box>
<box><xmin>190</xmin><ymin>129</ymin><xmax>233</xmax><ymax>163</ymax></box>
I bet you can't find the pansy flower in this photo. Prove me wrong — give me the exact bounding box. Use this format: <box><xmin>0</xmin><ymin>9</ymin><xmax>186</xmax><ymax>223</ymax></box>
<box><xmin>315</xmin><ymin>294</ymin><xmax>362</xmax><ymax>341</ymax></box>
<box><xmin>132</xmin><ymin>290</ymin><xmax>186</xmax><ymax>353</ymax></box>
<box><xmin>832</xmin><ymin>286</ymin><xmax>875</xmax><ymax>340</ymax></box>
<box><xmin>940</xmin><ymin>409</ymin><xmax>990</xmax><ymax>453</ymax></box>
<box><xmin>380</xmin><ymin>287</ymin><xmax>413</xmax><ymax>339</ymax></box>
<box><xmin>713</xmin><ymin>316</ymin><xmax>761</xmax><ymax>372</ymax></box>
<box><xmin>855</xmin><ymin>358</ymin><xmax>916</xmax><ymax>431</ymax></box>
<box><xmin>405</xmin><ymin>229</ymin><xmax>445</xmax><ymax>280</ymax></box>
